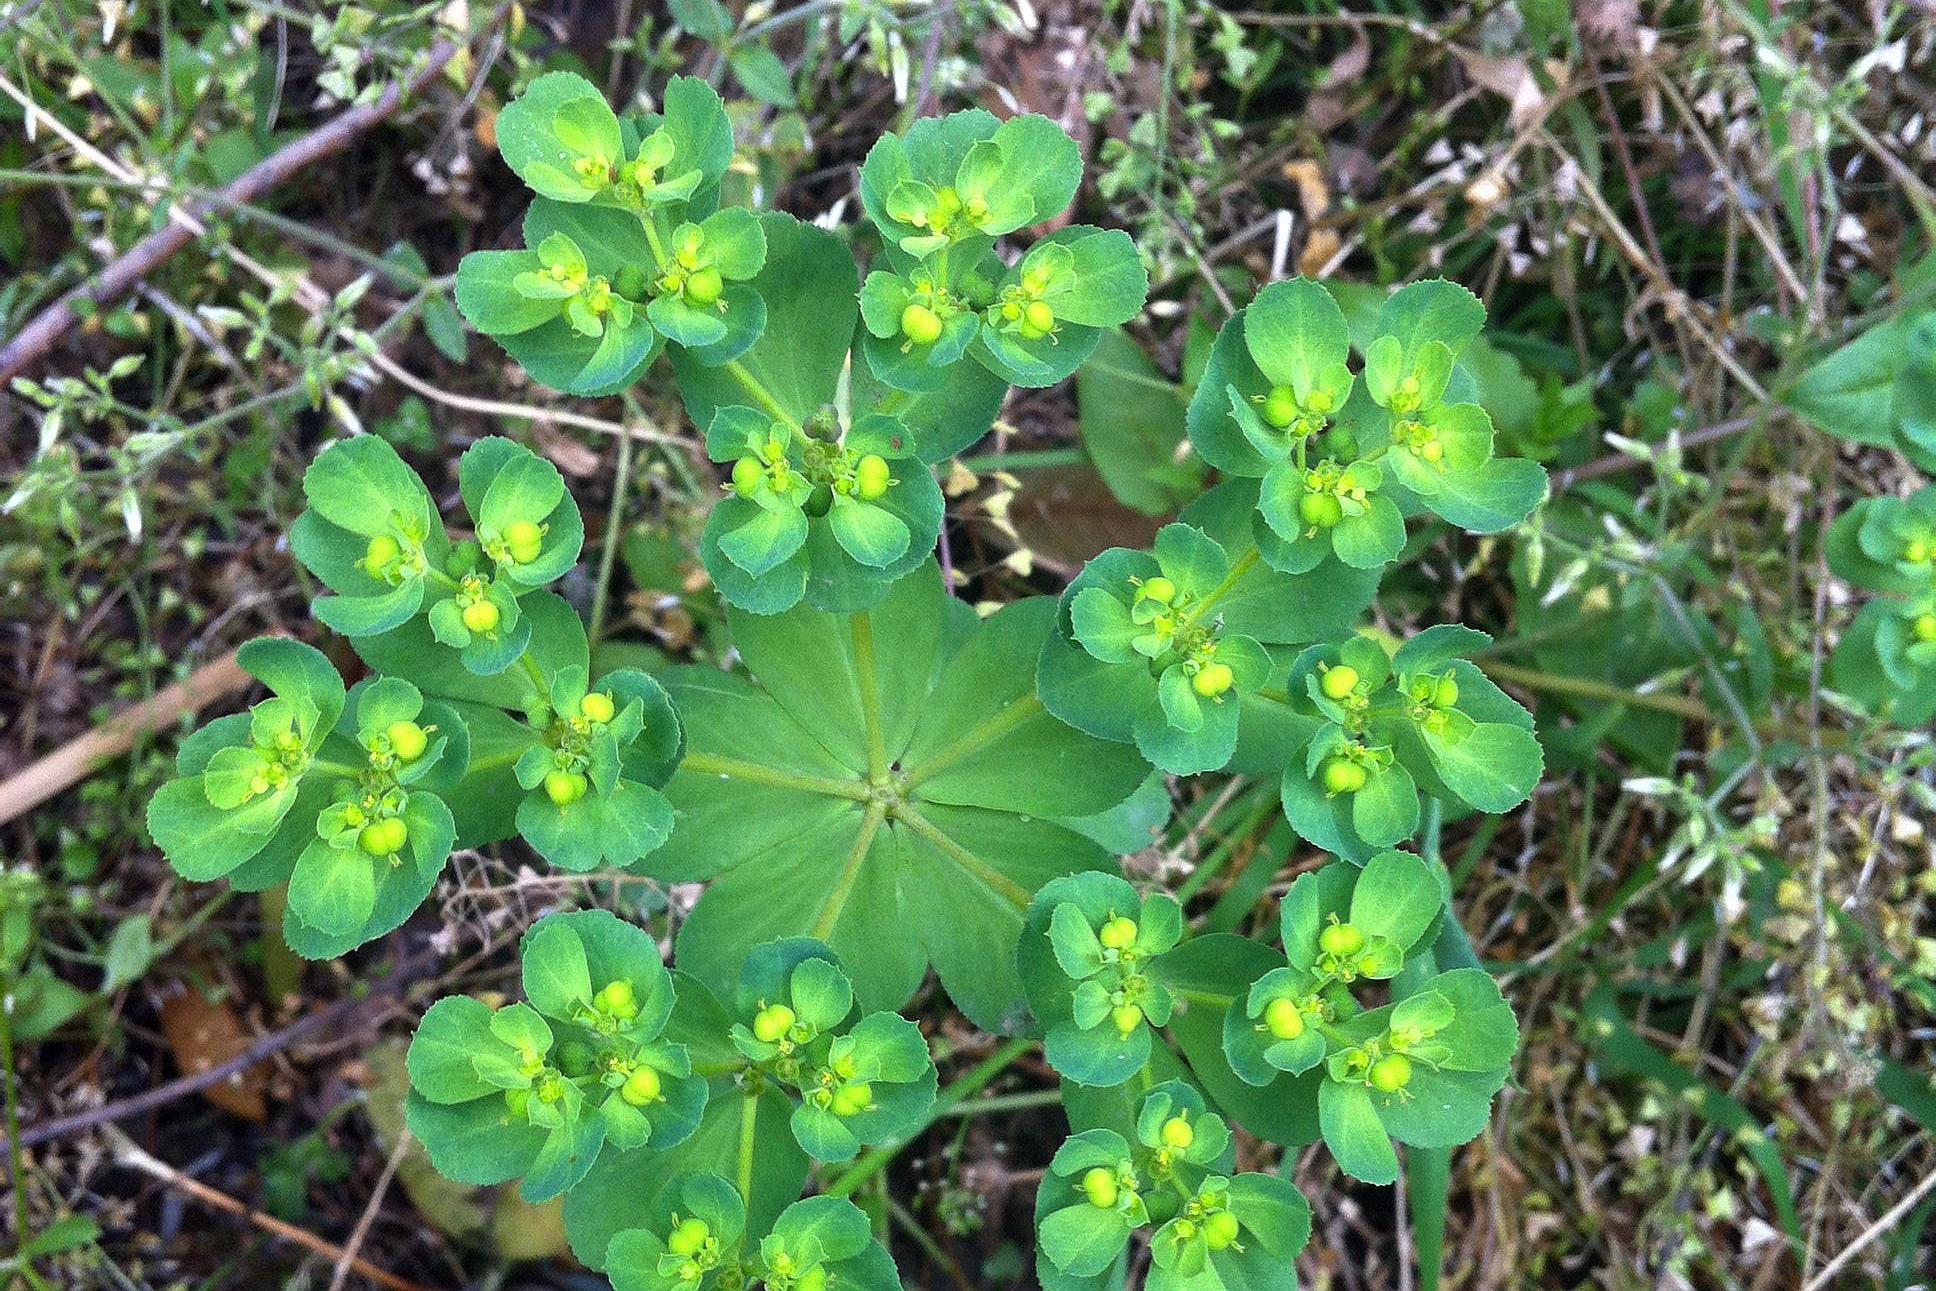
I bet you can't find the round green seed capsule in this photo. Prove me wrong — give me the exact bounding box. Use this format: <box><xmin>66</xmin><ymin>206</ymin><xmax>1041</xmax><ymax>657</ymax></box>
<box><xmin>667</xmin><ymin>1218</ymin><xmax>711</xmax><ymax>1257</ymax></box>
<box><xmin>620</xmin><ymin>1065</ymin><xmax>663</xmax><ymax>1106</ymax></box>
<box><xmin>731</xmin><ymin>456</ymin><xmax>766</xmax><ymax>497</ymax></box>
<box><xmin>596</xmin><ymin>979</ymin><xmax>638</xmax><ymax>1020</ymax></box>
<box><xmin>1192</xmin><ymin>662</ymin><xmax>1234</xmax><ymax>698</ymax></box>
<box><xmin>1299</xmin><ymin>492</ymin><xmax>1344</xmax><ymax>528</ymax></box>
<box><xmin>685</xmin><ymin>267</ymin><xmax>723</xmax><ymax>306</ymax></box>
<box><xmin>1916</xmin><ymin>613</ymin><xmax>1936</xmax><ymax>642</ymax></box>
<box><xmin>794</xmin><ymin>1266</ymin><xmax>828</xmax><ymax>1291</ymax></box>
<box><xmin>1139</xmin><ymin>575</ymin><xmax>1176</xmax><ymax>604</ymax></box>
<box><xmin>804</xmin><ymin>484</ymin><xmax>834</xmax><ymax>518</ymax></box>
<box><xmin>855</xmin><ymin>454</ymin><xmax>892</xmax><ymax>502</ymax></box>
<box><xmin>1433</xmin><ymin>675</ymin><xmax>1459</xmax><ymax>708</ymax></box>
<box><xmin>543</xmin><ymin>770</ymin><xmax>588</xmax><ymax>806</ymax></box>
<box><xmin>363</xmin><ymin>534</ymin><xmax>400</xmax><ymax>571</ymax></box>
<box><xmin>1081</xmin><ymin>1167</ymin><xmax>1119</xmax><ymax>1209</ymax></box>
<box><xmin>1097</xmin><ymin>916</ymin><xmax>1138</xmax><ymax>951</ymax></box>
<box><xmin>1024</xmin><ymin>300</ymin><xmax>1055</xmax><ymax>333</ymax></box>
<box><xmin>1262</xmin><ymin>386</ymin><xmax>1298</xmax><ymax>429</ymax></box>
<box><xmin>830</xmin><ymin>1082</ymin><xmax>872</xmax><ymax>1117</ymax></box>
<box><xmin>752</xmin><ymin>1003</ymin><xmax>795</xmax><ymax>1044</ymax></box>
<box><xmin>1320</xmin><ymin>665</ymin><xmax>1358</xmax><ymax>700</ymax></box>
<box><xmin>900</xmin><ymin>303</ymin><xmax>944</xmax><ymax>346</ymax></box>
<box><xmin>504</xmin><ymin>519</ymin><xmax>544</xmax><ymax>564</ymax></box>
<box><xmin>1110</xmin><ymin>1003</ymin><xmax>1143</xmax><ymax>1037</ymax></box>
<box><xmin>1906</xmin><ymin>539</ymin><xmax>1930</xmax><ymax>563</ymax></box>
<box><xmin>579</xmin><ymin>692</ymin><xmax>616</xmax><ymax>724</ymax></box>
<box><xmin>387</xmin><ymin>721</ymin><xmax>428</xmax><ymax>762</ymax></box>
<box><xmin>1319</xmin><ymin>922</ymin><xmax>1366</xmax><ymax>957</ymax></box>
<box><xmin>1161</xmin><ymin>1117</ymin><xmax>1193</xmax><ymax>1150</ymax></box>
<box><xmin>462</xmin><ymin>600</ymin><xmax>501</xmax><ymax>634</ymax></box>
<box><xmin>1419</xmin><ymin>438</ymin><xmax>1444</xmax><ymax>463</ymax></box>
<box><xmin>1264</xmin><ymin>997</ymin><xmax>1304</xmax><ymax>1040</ymax></box>
<box><xmin>359</xmin><ymin>818</ymin><xmax>405</xmax><ymax>857</ymax></box>
<box><xmin>1321</xmin><ymin>757</ymin><xmax>1367</xmax><ymax>795</ymax></box>
<box><xmin>1204</xmin><ymin>1211</ymin><xmax>1241</xmax><ymax>1250</ymax></box>
<box><xmin>1369</xmin><ymin>1053</ymin><xmax>1412</xmax><ymax>1093</ymax></box>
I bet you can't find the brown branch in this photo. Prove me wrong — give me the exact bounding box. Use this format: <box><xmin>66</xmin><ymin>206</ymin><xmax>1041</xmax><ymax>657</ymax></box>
<box><xmin>1550</xmin><ymin>415</ymin><xmax>1762</xmax><ymax>492</ymax></box>
<box><xmin>2</xmin><ymin>949</ymin><xmax>430</xmax><ymax>1154</ymax></box>
<box><xmin>0</xmin><ymin>37</ymin><xmax>462</xmax><ymax>388</ymax></box>
<box><xmin>106</xmin><ymin>1126</ymin><xmax>442</xmax><ymax>1291</ymax></box>
<box><xmin>0</xmin><ymin>643</ymin><xmax>265</xmax><ymax>828</ymax></box>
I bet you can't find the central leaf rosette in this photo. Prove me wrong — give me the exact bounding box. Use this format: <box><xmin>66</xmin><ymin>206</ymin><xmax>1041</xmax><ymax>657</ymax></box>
<box><xmin>647</xmin><ymin>563</ymin><xmax>1148</xmax><ymax>1031</ymax></box>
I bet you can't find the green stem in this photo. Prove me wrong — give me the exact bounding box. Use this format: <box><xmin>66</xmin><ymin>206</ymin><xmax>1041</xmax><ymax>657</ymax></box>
<box><xmin>679</xmin><ymin>751</ymin><xmax>870</xmax><ymax>801</ymax></box>
<box><xmin>849</xmin><ymin>613</ymin><xmax>890</xmax><ymax>784</ymax></box>
<box><xmin>736</xmin><ymin>1087</ymin><xmax>760</xmax><ymax>1206</ymax></box>
<box><xmin>898</xmin><ymin>694</ymin><xmax>1043</xmax><ymax>787</ymax></box>
<box><xmin>2</xmin><ymin>974</ymin><xmax>26</xmax><ymax>1254</ymax></box>
<box><xmin>517</xmin><ymin>650</ymin><xmax>550</xmax><ymax>702</ymax></box>
<box><xmin>1178</xmin><ymin>544</ymin><xmax>1261</xmax><ymax>634</ymax></box>
<box><xmin>956</xmin><ymin>447</ymin><xmax>1088</xmax><ymax>473</ymax></box>
<box><xmin>810</xmin><ymin>801</ymin><xmax>888</xmax><ymax>940</ymax></box>
<box><xmin>826</xmin><ymin>1035</ymin><xmax>1034</xmax><ymax>1197</ymax></box>
<box><xmin>588</xmin><ymin>418</ymin><xmax>635</xmax><ymax>647</ymax></box>
<box><xmin>725</xmin><ymin>359</ymin><xmax>801</xmax><ymax>432</ymax></box>
<box><xmin>308</xmin><ymin>758</ymin><xmax>367</xmax><ymax>779</ymax></box>
<box><xmin>887</xmin><ymin>804</ymin><xmax>1033</xmax><ymax>909</ymax></box>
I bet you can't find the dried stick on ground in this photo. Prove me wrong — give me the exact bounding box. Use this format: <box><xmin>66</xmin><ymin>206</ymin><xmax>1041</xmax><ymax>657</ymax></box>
<box><xmin>1</xmin><ymin>949</ymin><xmax>430</xmax><ymax>1154</ymax></box>
<box><xmin>106</xmin><ymin>1126</ymin><xmax>441</xmax><ymax>1291</ymax></box>
<box><xmin>0</xmin><ymin>31</ymin><xmax>463</xmax><ymax>387</ymax></box>
<box><xmin>0</xmin><ymin>644</ymin><xmax>261</xmax><ymax>828</ymax></box>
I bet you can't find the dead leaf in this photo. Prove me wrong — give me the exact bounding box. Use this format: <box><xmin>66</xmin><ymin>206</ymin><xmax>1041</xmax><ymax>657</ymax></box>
<box><xmin>1455</xmin><ymin>51</ymin><xmax>1549</xmax><ymax>131</ymax></box>
<box><xmin>1300</xmin><ymin>227</ymin><xmax>1344</xmax><ymax>277</ymax></box>
<box><xmin>1280</xmin><ymin>160</ymin><xmax>1332</xmax><ymax>221</ymax></box>
<box><xmin>1306</xmin><ymin>32</ymin><xmax>1371</xmax><ymax>134</ymax></box>
<box><xmin>157</xmin><ymin>986</ymin><xmax>269</xmax><ymax>1122</ymax></box>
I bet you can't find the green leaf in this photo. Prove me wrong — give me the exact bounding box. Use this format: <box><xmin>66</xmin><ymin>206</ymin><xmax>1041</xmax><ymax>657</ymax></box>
<box><xmin>1242</xmin><ymin>276</ymin><xmax>1351</xmax><ymax>396</ymax></box>
<box><xmin>1423</xmin><ymin>720</ymin><xmax>1543</xmax><ymax>813</ymax></box>
<box><xmin>1348</xmin><ymin>851</ymin><xmax>1441</xmax><ymax>952</ymax></box>
<box><xmin>1077</xmin><ymin>329</ymin><xmax>1204</xmax><ymax>516</ymax></box>
<box><xmin>521</xmin><ymin>918</ymin><xmax>593</xmax><ymax>1019</ymax></box>
<box><xmin>1785</xmin><ymin>315</ymin><xmax>1916</xmax><ymax>447</ymax></box>
<box><xmin>1375</xmin><ymin>278</ymin><xmax>1486</xmax><ymax>367</ymax></box>
<box><xmin>1318</xmin><ymin>1077</ymin><xmax>1398</xmax><ymax>1184</ymax></box>
<box><xmin>657</xmin><ymin>567</ymin><xmax>1143</xmax><ymax>1031</ymax></box>
<box><xmin>405</xmin><ymin>996</ymin><xmax>501</xmax><ymax>1104</ymax></box>
<box><xmin>730</xmin><ymin>44</ymin><xmax>795</xmax><ymax>106</ymax></box>
<box><xmin>302</xmin><ymin>435</ymin><xmax>431</xmax><ymax>539</ymax></box>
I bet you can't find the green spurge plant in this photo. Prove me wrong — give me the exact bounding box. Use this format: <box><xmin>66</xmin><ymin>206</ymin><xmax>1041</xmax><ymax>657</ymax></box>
<box><xmin>148</xmin><ymin>73</ymin><xmax>1554</xmax><ymax>1287</ymax></box>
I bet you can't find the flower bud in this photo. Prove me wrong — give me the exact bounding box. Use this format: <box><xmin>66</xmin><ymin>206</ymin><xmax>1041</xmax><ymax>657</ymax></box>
<box><xmin>596</xmin><ymin>979</ymin><xmax>638</xmax><ymax>1020</ymax></box>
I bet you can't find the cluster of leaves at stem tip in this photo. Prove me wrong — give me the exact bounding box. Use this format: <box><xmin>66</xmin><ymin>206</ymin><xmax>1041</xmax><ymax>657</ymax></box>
<box><xmin>144</xmin><ymin>71</ymin><xmax>1554</xmax><ymax>1289</ymax></box>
